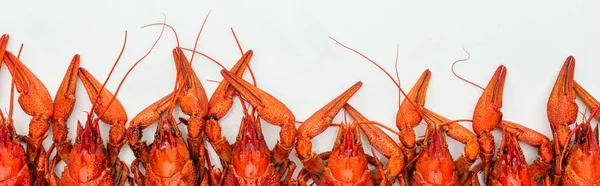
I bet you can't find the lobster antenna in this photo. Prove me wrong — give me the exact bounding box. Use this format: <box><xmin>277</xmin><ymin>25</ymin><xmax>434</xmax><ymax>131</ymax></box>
<box><xmin>87</xmin><ymin>31</ymin><xmax>128</xmax><ymax>122</ymax></box>
<box><xmin>189</xmin><ymin>11</ymin><xmax>212</xmax><ymax>64</ymax></box>
<box><xmin>451</xmin><ymin>48</ymin><xmax>483</xmax><ymax>90</ymax></box>
<box><xmin>329</xmin><ymin>37</ymin><xmax>434</xmax><ymax>126</ymax></box>
<box><xmin>96</xmin><ymin>16</ymin><xmax>168</xmax><ymax>122</ymax></box>
<box><xmin>9</xmin><ymin>44</ymin><xmax>23</xmax><ymax>120</ymax></box>
<box><xmin>230</xmin><ymin>27</ymin><xmax>257</xmax><ymax>87</ymax></box>
<box><xmin>180</xmin><ymin>48</ymin><xmax>226</xmax><ymax>69</ymax></box>
<box><xmin>394</xmin><ymin>44</ymin><xmax>401</xmax><ymax>107</ymax></box>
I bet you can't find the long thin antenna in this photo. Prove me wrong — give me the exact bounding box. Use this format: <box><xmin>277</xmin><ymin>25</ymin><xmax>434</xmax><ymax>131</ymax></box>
<box><xmin>87</xmin><ymin>31</ymin><xmax>128</xmax><ymax>122</ymax></box>
<box><xmin>451</xmin><ymin>48</ymin><xmax>483</xmax><ymax>90</ymax></box>
<box><xmin>189</xmin><ymin>11</ymin><xmax>212</xmax><ymax>64</ymax></box>
<box><xmin>96</xmin><ymin>17</ymin><xmax>168</xmax><ymax>121</ymax></box>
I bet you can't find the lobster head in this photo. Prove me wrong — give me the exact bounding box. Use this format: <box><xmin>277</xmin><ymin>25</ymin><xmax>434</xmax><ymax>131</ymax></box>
<box><xmin>155</xmin><ymin>115</ymin><xmax>181</xmax><ymax>148</ymax></box>
<box><xmin>323</xmin><ymin>122</ymin><xmax>369</xmax><ymax>184</ymax></box>
<box><xmin>489</xmin><ymin>130</ymin><xmax>532</xmax><ymax>184</ymax></box>
<box><xmin>231</xmin><ymin>110</ymin><xmax>272</xmax><ymax>179</ymax></box>
<box><xmin>74</xmin><ymin>119</ymin><xmax>105</xmax><ymax>154</ymax></box>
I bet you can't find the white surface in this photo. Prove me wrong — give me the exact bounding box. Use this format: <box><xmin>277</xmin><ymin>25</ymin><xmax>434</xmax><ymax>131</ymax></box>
<box><xmin>1</xmin><ymin>1</ymin><xmax>599</xmax><ymax>185</ymax></box>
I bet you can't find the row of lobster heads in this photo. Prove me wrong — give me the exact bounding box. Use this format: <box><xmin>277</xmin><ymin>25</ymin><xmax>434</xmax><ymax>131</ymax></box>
<box><xmin>0</xmin><ymin>15</ymin><xmax>597</xmax><ymax>186</ymax></box>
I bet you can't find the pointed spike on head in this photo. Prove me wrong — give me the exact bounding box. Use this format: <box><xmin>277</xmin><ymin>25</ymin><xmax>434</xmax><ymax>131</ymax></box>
<box><xmin>220</xmin><ymin>69</ymin><xmax>296</xmax><ymax>126</ymax></box>
<box><xmin>52</xmin><ymin>54</ymin><xmax>80</xmax><ymax>124</ymax></box>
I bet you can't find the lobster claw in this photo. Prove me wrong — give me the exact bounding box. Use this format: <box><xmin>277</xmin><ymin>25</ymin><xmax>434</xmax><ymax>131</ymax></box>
<box><xmin>78</xmin><ymin>67</ymin><xmax>128</xmax><ymax>165</ymax></box>
<box><xmin>208</xmin><ymin>50</ymin><xmax>253</xmax><ymax>119</ymax></box>
<box><xmin>3</xmin><ymin>51</ymin><xmax>54</xmax><ymax>121</ymax></box>
<box><xmin>220</xmin><ymin>69</ymin><xmax>296</xmax><ymax>165</ymax></box>
<box><xmin>547</xmin><ymin>56</ymin><xmax>578</xmax><ymax>152</ymax></box>
<box><xmin>472</xmin><ymin>65</ymin><xmax>506</xmax><ymax>180</ymax></box>
<box><xmin>3</xmin><ymin>51</ymin><xmax>53</xmax><ymax>164</ymax></box>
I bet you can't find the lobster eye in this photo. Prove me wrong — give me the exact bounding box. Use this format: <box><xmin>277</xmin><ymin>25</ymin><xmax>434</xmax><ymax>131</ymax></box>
<box><xmin>503</xmin><ymin>148</ymin><xmax>508</xmax><ymax>154</ymax></box>
<box><xmin>154</xmin><ymin>132</ymin><xmax>159</xmax><ymax>139</ymax></box>
<box><xmin>170</xmin><ymin>128</ymin><xmax>176</xmax><ymax>135</ymax></box>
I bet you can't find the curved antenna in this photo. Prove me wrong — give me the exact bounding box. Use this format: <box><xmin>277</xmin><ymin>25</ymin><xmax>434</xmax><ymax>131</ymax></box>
<box><xmin>451</xmin><ymin>48</ymin><xmax>483</xmax><ymax>90</ymax></box>
<box><xmin>87</xmin><ymin>31</ymin><xmax>128</xmax><ymax>122</ymax></box>
<box><xmin>329</xmin><ymin>37</ymin><xmax>435</xmax><ymax>126</ymax></box>
<box><xmin>96</xmin><ymin>16</ymin><xmax>168</xmax><ymax>122</ymax></box>
<box><xmin>230</xmin><ymin>27</ymin><xmax>257</xmax><ymax>87</ymax></box>
<box><xmin>394</xmin><ymin>44</ymin><xmax>401</xmax><ymax>107</ymax></box>
<box><xmin>189</xmin><ymin>11</ymin><xmax>212</xmax><ymax>64</ymax></box>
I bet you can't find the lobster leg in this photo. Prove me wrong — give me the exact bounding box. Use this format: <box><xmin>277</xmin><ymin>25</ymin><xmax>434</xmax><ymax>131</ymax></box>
<box><xmin>574</xmin><ymin>81</ymin><xmax>600</xmax><ymax>120</ymax></box>
<box><xmin>344</xmin><ymin>103</ymin><xmax>405</xmax><ymax>183</ymax></box>
<box><xmin>547</xmin><ymin>56</ymin><xmax>578</xmax><ymax>179</ymax></box>
<box><xmin>205</xmin><ymin>50</ymin><xmax>253</xmax><ymax>164</ymax></box>
<box><xmin>115</xmin><ymin>159</ymin><xmax>130</xmax><ymax>186</ymax></box>
<box><xmin>131</xmin><ymin>159</ymin><xmax>146</xmax><ymax>186</ymax></box>
<box><xmin>78</xmin><ymin>67</ymin><xmax>128</xmax><ymax>166</ymax></box>
<box><xmin>499</xmin><ymin>120</ymin><xmax>553</xmax><ymax>182</ymax></box>
<box><xmin>172</xmin><ymin>48</ymin><xmax>209</xmax><ymax>163</ymax></box>
<box><xmin>471</xmin><ymin>65</ymin><xmax>507</xmax><ymax>180</ymax></box>
<box><xmin>51</xmin><ymin>54</ymin><xmax>80</xmax><ymax>160</ymax></box>
<box><xmin>220</xmin><ymin>69</ymin><xmax>298</xmax><ymax>165</ymax></box>
<box><xmin>422</xmin><ymin>108</ymin><xmax>480</xmax><ymax>181</ymax></box>
<box><xmin>396</xmin><ymin>69</ymin><xmax>431</xmax><ymax>163</ymax></box>
<box><xmin>3</xmin><ymin>51</ymin><xmax>53</xmax><ymax>166</ymax></box>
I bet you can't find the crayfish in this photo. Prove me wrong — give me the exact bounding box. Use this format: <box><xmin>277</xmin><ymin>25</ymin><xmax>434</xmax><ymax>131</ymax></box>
<box><xmin>451</xmin><ymin>60</ymin><xmax>554</xmax><ymax>184</ymax></box>
<box><xmin>329</xmin><ymin>37</ymin><xmax>481</xmax><ymax>185</ymax></box>
<box><xmin>296</xmin><ymin>81</ymin><xmax>397</xmax><ymax>185</ymax></box>
<box><xmin>550</xmin><ymin>56</ymin><xmax>600</xmax><ymax>184</ymax></box>
<box><xmin>0</xmin><ymin>34</ymin><xmax>48</xmax><ymax>185</ymax></box>
<box><xmin>206</xmin><ymin>69</ymin><xmax>297</xmax><ymax>185</ymax></box>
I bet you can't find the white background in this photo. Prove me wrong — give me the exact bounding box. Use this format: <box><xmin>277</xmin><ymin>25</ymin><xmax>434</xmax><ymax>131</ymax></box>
<box><xmin>1</xmin><ymin>1</ymin><xmax>599</xmax><ymax>185</ymax></box>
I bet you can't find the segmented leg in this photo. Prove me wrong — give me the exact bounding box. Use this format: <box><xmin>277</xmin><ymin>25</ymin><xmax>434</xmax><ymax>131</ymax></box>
<box><xmin>114</xmin><ymin>160</ymin><xmax>130</xmax><ymax>186</ymax></box>
<box><xmin>131</xmin><ymin>159</ymin><xmax>145</xmax><ymax>186</ymax></box>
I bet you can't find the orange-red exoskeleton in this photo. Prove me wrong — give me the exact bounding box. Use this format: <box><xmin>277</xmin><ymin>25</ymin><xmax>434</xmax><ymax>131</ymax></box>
<box><xmin>552</xmin><ymin>56</ymin><xmax>600</xmax><ymax>184</ymax></box>
<box><xmin>208</xmin><ymin>69</ymin><xmax>298</xmax><ymax>185</ymax></box>
<box><xmin>452</xmin><ymin>62</ymin><xmax>554</xmax><ymax>184</ymax></box>
<box><xmin>127</xmin><ymin>48</ymin><xmax>209</xmax><ymax>185</ymax></box>
<box><xmin>43</xmin><ymin>31</ymin><xmax>155</xmax><ymax>185</ymax></box>
<box><xmin>1</xmin><ymin>34</ymin><xmax>54</xmax><ymax>185</ymax></box>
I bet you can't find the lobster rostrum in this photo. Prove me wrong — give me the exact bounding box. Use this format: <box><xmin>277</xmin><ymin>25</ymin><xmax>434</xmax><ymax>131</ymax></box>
<box><xmin>296</xmin><ymin>81</ymin><xmax>395</xmax><ymax>185</ymax></box>
<box><xmin>455</xmin><ymin>61</ymin><xmax>554</xmax><ymax>184</ymax></box>
<box><xmin>1</xmin><ymin>34</ymin><xmax>54</xmax><ymax>185</ymax></box>
<box><xmin>209</xmin><ymin>69</ymin><xmax>297</xmax><ymax>185</ymax></box>
<box><xmin>329</xmin><ymin>38</ymin><xmax>481</xmax><ymax>184</ymax></box>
